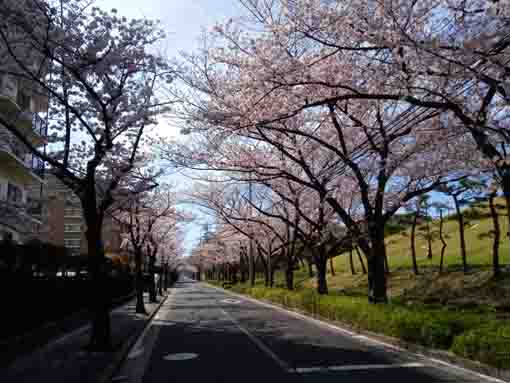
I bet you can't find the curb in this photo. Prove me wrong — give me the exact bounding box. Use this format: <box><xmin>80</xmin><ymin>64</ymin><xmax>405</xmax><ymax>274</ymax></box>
<box><xmin>206</xmin><ymin>283</ymin><xmax>509</xmax><ymax>383</ymax></box>
<box><xmin>97</xmin><ymin>291</ymin><xmax>170</xmax><ymax>383</ymax></box>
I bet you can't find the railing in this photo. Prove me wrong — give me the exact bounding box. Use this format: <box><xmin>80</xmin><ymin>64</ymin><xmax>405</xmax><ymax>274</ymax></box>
<box><xmin>32</xmin><ymin>113</ymin><xmax>47</xmax><ymax>137</ymax></box>
<box><xmin>25</xmin><ymin>154</ymin><xmax>45</xmax><ymax>178</ymax></box>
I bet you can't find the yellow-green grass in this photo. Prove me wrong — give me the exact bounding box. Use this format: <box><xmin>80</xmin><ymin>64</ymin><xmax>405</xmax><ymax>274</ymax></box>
<box><xmin>270</xmin><ymin>200</ymin><xmax>510</xmax><ymax>309</ymax></box>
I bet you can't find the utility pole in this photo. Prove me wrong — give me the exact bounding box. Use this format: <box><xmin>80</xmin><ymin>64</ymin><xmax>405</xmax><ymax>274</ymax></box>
<box><xmin>248</xmin><ymin>174</ymin><xmax>255</xmax><ymax>286</ymax></box>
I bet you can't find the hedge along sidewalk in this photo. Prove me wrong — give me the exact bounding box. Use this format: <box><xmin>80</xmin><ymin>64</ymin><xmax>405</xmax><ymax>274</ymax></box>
<box><xmin>0</xmin><ymin>292</ymin><xmax>168</xmax><ymax>383</ymax></box>
<box><xmin>208</xmin><ymin>283</ymin><xmax>510</xmax><ymax>383</ymax></box>
<box><xmin>0</xmin><ymin>291</ymin><xmax>136</xmax><ymax>368</ymax></box>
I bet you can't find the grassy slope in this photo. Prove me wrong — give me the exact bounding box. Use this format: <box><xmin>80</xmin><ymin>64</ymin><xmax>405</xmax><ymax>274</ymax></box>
<box><xmin>277</xmin><ymin>199</ymin><xmax>510</xmax><ymax>311</ymax></box>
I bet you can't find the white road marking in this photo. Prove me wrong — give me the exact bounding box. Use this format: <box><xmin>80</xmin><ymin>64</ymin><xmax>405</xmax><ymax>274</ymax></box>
<box><xmin>293</xmin><ymin>362</ymin><xmax>424</xmax><ymax>373</ymax></box>
<box><xmin>220</xmin><ymin>307</ymin><xmax>291</xmax><ymax>371</ymax></box>
<box><xmin>111</xmin><ymin>375</ymin><xmax>128</xmax><ymax>382</ymax></box>
<box><xmin>206</xmin><ymin>283</ymin><xmax>508</xmax><ymax>383</ymax></box>
<box><xmin>221</xmin><ymin>298</ymin><xmax>242</xmax><ymax>304</ymax></box>
<box><xmin>127</xmin><ymin>347</ymin><xmax>144</xmax><ymax>359</ymax></box>
<box><xmin>53</xmin><ymin>325</ymin><xmax>89</xmax><ymax>345</ymax></box>
<box><xmin>162</xmin><ymin>353</ymin><xmax>199</xmax><ymax>361</ymax></box>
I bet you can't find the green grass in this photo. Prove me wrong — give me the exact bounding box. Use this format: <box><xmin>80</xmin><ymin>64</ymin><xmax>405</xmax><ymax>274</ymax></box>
<box><xmin>291</xmin><ymin>199</ymin><xmax>510</xmax><ymax>310</ymax></box>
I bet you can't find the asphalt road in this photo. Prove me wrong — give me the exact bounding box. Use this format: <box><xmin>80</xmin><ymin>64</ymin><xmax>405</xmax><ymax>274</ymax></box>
<box><xmin>114</xmin><ymin>278</ymin><xmax>502</xmax><ymax>383</ymax></box>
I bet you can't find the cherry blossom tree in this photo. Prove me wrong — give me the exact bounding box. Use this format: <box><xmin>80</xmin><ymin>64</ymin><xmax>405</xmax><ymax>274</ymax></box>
<box><xmin>0</xmin><ymin>0</ymin><xmax>174</xmax><ymax>348</ymax></box>
<box><xmin>115</xmin><ymin>185</ymin><xmax>182</xmax><ymax>312</ymax></box>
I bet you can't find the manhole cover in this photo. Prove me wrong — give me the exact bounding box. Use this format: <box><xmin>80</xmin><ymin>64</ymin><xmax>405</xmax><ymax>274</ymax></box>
<box><xmin>221</xmin><ymin>299</ymin><xmax>241</xmax><ymax>304</ymax></box>
<box><xmin>163</xmin><ymin>353</ymin><xmax>199</xmax><ymax>361</ymax></box>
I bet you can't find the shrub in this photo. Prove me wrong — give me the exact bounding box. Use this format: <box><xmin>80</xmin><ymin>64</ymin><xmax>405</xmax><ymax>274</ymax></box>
<box><xmin>452</xmin><ymin>323</ymin><xmax>510</xmax><ymax>369</ymax></box>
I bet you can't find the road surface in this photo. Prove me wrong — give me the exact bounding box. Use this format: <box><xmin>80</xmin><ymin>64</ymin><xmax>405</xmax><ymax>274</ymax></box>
<box><xmin>114</xmin><ymin>278</ymin><xmax>502</xmax><ymax>383</ymax></box>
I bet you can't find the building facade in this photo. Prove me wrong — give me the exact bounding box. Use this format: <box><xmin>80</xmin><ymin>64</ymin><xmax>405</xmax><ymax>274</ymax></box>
<box><xmin>0</xmin><ymin>73</ymin><xmax>47</xmax><ymax>243</ymax></box>
<box><xmin>34</xmin><ymin>173</ymin><xmax>124</xmax><ymax>257</ymax></box>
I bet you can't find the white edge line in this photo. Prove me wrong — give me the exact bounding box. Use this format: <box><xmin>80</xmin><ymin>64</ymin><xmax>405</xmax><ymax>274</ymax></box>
<box><xmin>327</xmin><ymin>362</ymin><xmax>424</xmax><ymax>372</ymax></box>
<box><xmin>219</xmin><ymin>307</ymin><xmax>291</xmax><ymax>372</ymax></box>
<box><xmin>206</xmin><ymin>283</ymin><xmax>508</xmax><ymax>383</ymax></box>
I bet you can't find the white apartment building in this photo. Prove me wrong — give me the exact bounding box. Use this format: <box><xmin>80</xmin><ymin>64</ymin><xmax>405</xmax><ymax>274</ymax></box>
<box><xmin>0</xmin><ymin>73</ymin><xmax>47</xmax><ymax>243</ymax></box>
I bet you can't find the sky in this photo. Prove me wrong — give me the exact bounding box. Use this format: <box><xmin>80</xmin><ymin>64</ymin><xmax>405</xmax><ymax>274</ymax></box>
<box><xmin>95</xmin><ymin>0</ymin><xmax>242</xmax><ymax>255</ymax></box>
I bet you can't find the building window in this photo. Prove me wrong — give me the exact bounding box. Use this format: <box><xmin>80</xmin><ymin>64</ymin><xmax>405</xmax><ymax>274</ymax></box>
<box><xmin>16</xmin><ymin>90</ymin><xmax>31</xmax><ymax>111</ymax></box>
<box><xmin>64</xmin><ymin>208</ymin><xmax>81</xmax><ymax>217</ymax></box>
<box><xmin>64</xmin><ymin>239</ymin><xmax>81</xmax><ymax>248</ymax></box>
<box><xmin>64</xmin><ymin>224</ymin><xmax>81</xmax><ymax>233</ymax></box>
<box><xmin>7</xmin><ymin>183</ymin><xmax>23</xmax><ymax>203</ymax></box>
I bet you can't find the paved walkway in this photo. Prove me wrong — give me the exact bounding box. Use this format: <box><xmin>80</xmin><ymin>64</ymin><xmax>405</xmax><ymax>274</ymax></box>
<box><xmin>115</xmin><ymin>279</ymin><xmax>504</xmax><ymax>383</ymax></box>
<box><xmin>0</xmin><ymin>293</ymin><xmax>165</xmax><ymax>383</ymax></box>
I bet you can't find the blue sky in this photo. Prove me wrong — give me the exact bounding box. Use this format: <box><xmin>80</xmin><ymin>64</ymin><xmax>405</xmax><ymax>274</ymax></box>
<box><xmin>95</xmin><ymin>0</ymin><xmax>241</xmax><ymax>255</ymax></box>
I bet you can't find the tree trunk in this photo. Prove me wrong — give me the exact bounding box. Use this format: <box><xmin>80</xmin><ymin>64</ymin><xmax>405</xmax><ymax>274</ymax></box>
<box><xmin>158</xmin><ymin>273</ymin><xmax>163</xmax><ymax>296</ymax></box>
<box><xmin>267</xmin><ymin>251</ymin><xmax>273</xmax><ymax>288</ymax></box>
<box><xmin>410</xmin><ymin>210</ymin><xmax>419</xmax><ymax>275</ymax></box>
<box><xmin>453</xmin><ymin>196</ymin><xmax>468</xmax><ymax>273</ymax></box>
<box><xmin>438</xmin><ymin>210</ymin><xmax>447</xmax><ymax>273</ymax></box>
<box><xmin>329</xmin><ymin>257</ymin><xmax>335</xmax><ymax>276</ymax></box>
<box><xmin>364</xmin><ymin>228</ymin><xmax>388</xmax><ymax>303</ymax></box>
<box><xmin>307</xmin><ymin>258</ymin><xmax>314</xmax><ymax>277</ymax></box>
<box><xmin>505</xmin><ymin>194</ymin><xmax>510</xmax><ymax>269</ymax></box>
<box><xmin>148</xmin><ymin>249</ymin><xmax>156</xmax><ymax>302</ymax></box>
<box><xmin>239</xmin><ymin>254</ymin><xmax>247</xmax><ymax>283</ymax></box>
<box><xmin>285</xmin><ymin>261</ymin><xmax>294</xmax><ymax>290</ymax></box>
<box><xmin>349</xmin><ymin>248</ymin><xmax>356</xmax><ymax>275</ymax></box>
<box><xmin>355</xmin><ymin>247</ymin><xmax>367</xmax><ymax>274</ymax></box>
<box><xmin>316</xmin><ymin>257</ymin><xmax>328</xmax><ymax>295</ymax></box>
<box><xmin>270</xmin><ymin>267</ymin><xmax>275</xmax><ymax>288</ymax></box>
<box><xmin>249</xmin><ymin>241</ymin><xmax>255</xmax><ymax>287</ymax></box>
<box><xmin>85</xmin><ymin>216</ymin><xmax>112</xmax><ymax>351</ymax></box>
<box><xmin>134</xmin><ymin>249</ymin><xmax>147</xmax><ymax>314</ymax></box>
<box><xmin>426</xmin><ymin>220</ymin><xmax>433</xmax><ymax>260</ymax></box>
<box><xmin>489</xmin><ymin>193</ymin><xmax>501</xmax><ymax>277</ymax></box>
<box><xmin>258</xmin><ymin>250</ymin><xmax>269</xmax><ymax>287</ymax></box>
<box><xmin>384</xmin><ymin>253</ymin><xmax>390</xmax><ymax>274</ymax></box>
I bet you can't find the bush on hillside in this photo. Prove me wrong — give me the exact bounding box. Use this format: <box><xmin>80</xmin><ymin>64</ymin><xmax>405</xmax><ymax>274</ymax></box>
<box><xmin>452</xmin><ymin>323</ymin><xmax>510</xmax><ymax>369</ymax></box>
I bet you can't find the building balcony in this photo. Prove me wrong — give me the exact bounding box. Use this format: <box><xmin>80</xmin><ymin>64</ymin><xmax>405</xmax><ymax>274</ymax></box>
<box><xmin>16</xmin><ymin>111</ymin><xmax>47</xmax><ymax>147</ymax></box>
<box><xmin>0</xmin><ymin>148</ymin><xmax>44</xmax><ymax>185</ymax></box>
<box><xmin>0</xmin><ymin>95</ymin><xmax>47</xmax><ymax>147</ymax></box>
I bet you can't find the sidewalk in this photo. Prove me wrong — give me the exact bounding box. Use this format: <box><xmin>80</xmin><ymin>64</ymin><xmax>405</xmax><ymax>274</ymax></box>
<box><xmin>0</xmin><ymin>293</ymin><xmax>167</xmax><ymax>383</ymax></box>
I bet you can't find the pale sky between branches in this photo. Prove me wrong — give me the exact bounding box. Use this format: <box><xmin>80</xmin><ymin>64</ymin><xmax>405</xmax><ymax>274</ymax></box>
<box><xmin>95</xmin><ymin>0</ymin><xmax>240</xmax><ymax>255</ymax></box>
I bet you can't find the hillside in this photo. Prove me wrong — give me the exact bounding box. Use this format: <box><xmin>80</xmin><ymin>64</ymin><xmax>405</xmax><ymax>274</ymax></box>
<box><xmin>289</xmin><ymin>199</ymin><xmax>510</xmax><ymax>312</ymax></box>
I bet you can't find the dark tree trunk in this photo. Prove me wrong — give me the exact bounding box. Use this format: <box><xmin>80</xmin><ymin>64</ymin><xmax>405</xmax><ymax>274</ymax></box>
<box><xmin>364</xmin><ymin>227</ymin><xmax>388</xmax><ymax>303</ymax></box>
<box><xmin>426</xmin><ymin>220</ymin><xmax>433</xmax><ymax>260</ymax></box>
<box><xmin>249</xmin><ymin>242</ymin><xmax>255</xmax><ymax>287</ymax></box>
<box><xmin>307</xmin><ymin>258</ymin><xmax>314</xmax><ymax>277</ymax></box>
<box><xmin>316</xmin><ymin>257</ymin><xmax>328</xmax><ymax>295</ymax></box>
<box><xmin>349</xmin><ymin>248</ymin><xmax>356</xmax><ymax>275</ymax></box>
<box><xmin>239</xmin><ymin>254</ymin><xmax>247</xmax><ymax>283</ymax></box>
<box><xmin>269</xmin><ymin>267</ymin><xmax>275</xmax><ymax>288</ymax></box>
<box><xmin>258</xmin><ymin>249</ymin><xmax>269</xmax><ymax>287</ymax></box>
<box><xmin>285</xmin><ymin>261</ymin><xmax>294</xmax><ymax>290</ymax></box>
<box><xmin>438</xmin><ymin>210</ymin><xmax>447</xmax><ymax>273</ymax></box>
<box><xmin>158</xmin><ymin>273</ymin><xmax>163</xmax><ymax>296</ymax></box>
<box><xmin>355</xmin><ymin>247</ymin><xmax>367</xmax><ymax>274</ymax></box>
<box><xmin>134</xmin><ymin>249</ymin><xmax>147</xmax><ymax>314</ymax></box>
<box><xmin>453</xmin><ymin>195</ymin><xmax>468</xmax><ymax>273</ymax></box>
<box><xmin>85</xmin><ymin>216</ymin><xmax>112</xmax><ymax>351</ymax></box>
<box><xmin>148</xmin><ymin>249</ymin><xmax>156</xmax><ymax>302</ymax></box>
<box><xmin>329</xmin><ymin>257</ymin><xmax>335</xmax><ymax>276</ymax></box>
<box><xmin>489</xmin><ymin>193</ymin><xmax>501</xmax><ymax>277</ymax></box>
<box><xmin>505</xmin><ymin>194</ymin><xmax>510</xmax><ymax>269</ymax></box>
<box><xmin>410</xmin><ymin>210</ymin><xmax>419</xmax><ymax>275</ymax></box>
<box><xmin>384</xmin><ymin>253</ymin><xmax>390</xmax><ymax>274</ymax></box>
